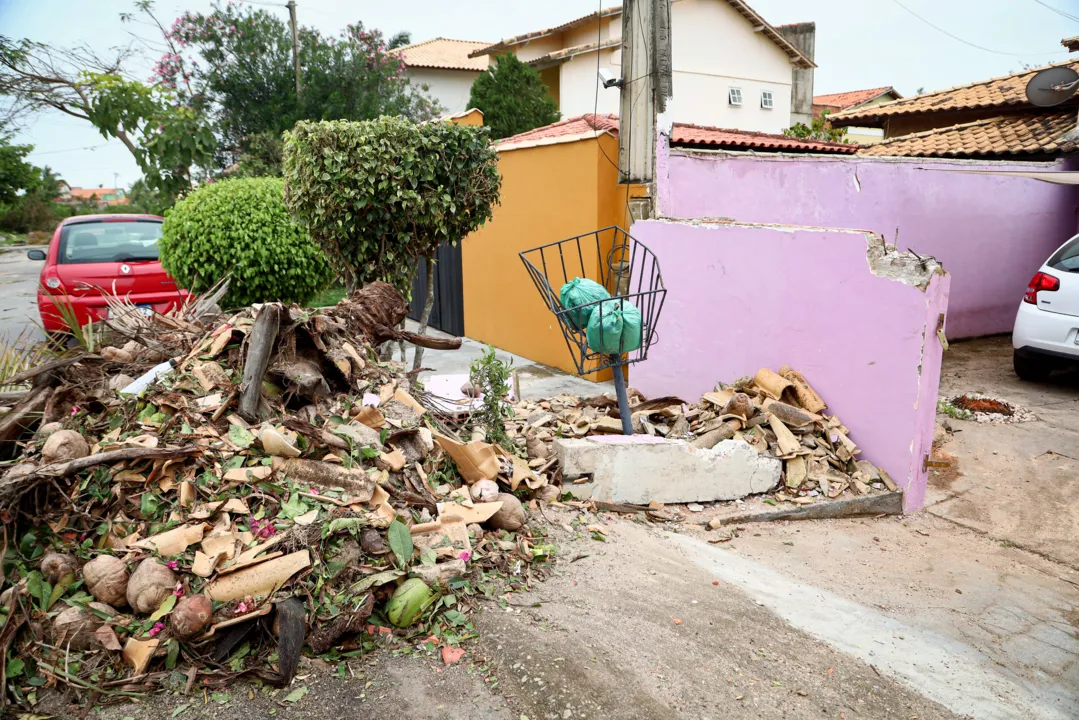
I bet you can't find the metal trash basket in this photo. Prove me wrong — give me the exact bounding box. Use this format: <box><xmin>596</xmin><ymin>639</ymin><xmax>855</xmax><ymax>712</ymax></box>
<box><xmin>520</xmin><ymin>226</ymin><xmax>666</xmax><ymax>434</ymax></box>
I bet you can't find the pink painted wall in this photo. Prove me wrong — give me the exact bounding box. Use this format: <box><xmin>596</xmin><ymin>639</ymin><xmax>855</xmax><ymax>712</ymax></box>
<box><xmin>656</xmin><ymin>151</ymin><xmax>1077</xmax><ymax>338</ymax></box>
<box><xmin>631</xmin><ymin>220</ymin><xmax>950</xmax><ymax>509</ymax></box>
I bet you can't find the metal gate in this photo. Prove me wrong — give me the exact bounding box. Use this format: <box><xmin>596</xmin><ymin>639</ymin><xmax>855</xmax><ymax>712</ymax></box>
<box><xmin>408</xmin><ymin>242</ymin><xmax>464</xmax><ymax>337</ymax></box>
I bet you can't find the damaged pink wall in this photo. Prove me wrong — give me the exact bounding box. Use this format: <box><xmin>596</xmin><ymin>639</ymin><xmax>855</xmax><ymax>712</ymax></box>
<box><xmin>631</xmin><ymin>220</ymin><xmax>949</xmax><ymax>510</ymax></box>
<box><xmin>656</xmin><ymin>151</ymin><xmax>1077</xmax><ymax>338</ymax></box>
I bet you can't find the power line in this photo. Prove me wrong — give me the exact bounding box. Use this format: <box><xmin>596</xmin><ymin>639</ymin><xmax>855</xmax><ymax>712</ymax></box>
<box><xmin>889</xmin><ymin>0</ymin><xmax>1069</xmax><ymax>57</ymax></box>
<box><xmin>28</xmin><ymin>143</ymin><xmax>111</xmax><ymax>157</ymax></box>
<box><xmin>1030</xmin><ymin>0</ymin><xmax>1079</xmax><ymax>24</ymax></box>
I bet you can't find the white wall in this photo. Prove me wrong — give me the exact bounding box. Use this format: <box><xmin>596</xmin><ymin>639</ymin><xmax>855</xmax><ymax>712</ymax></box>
<box><xmin>405</xmin><ymin>67</ymin><xmax>481</xmax><ymax>115</ymax></box>
<box><xmin>548</xmin><ymin>0</ymin><xmax>795</xmax><ymax>131</ymax></box>
<box><xmin>513</xmin><ymin>36</ymin><xmax>565</xmax><ymax>64</ymax></box>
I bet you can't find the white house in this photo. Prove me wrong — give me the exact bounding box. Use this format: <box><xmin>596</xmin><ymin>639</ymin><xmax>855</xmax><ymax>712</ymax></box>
<box><xmin>393</xmin><ymin>38</ymin><xmax>490</xmax><ymax>114</ymax></box>
<box><xmin>466</xmin><ymin>0</ymin><xmax>815</xmax><ymax>134</ymax></box>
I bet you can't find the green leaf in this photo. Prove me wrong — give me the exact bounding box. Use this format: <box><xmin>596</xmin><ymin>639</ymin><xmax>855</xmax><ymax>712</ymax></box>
<box><xmin>170</xmin><ymin>703</ymin><xmax>191</xmax><ymax>717</ymax></box>
<box><xmin>283</xmin><ymin>686</ymin><xmax>309</xmax><ymax>703</ymax></box>
<box><xmin>387</xmin><ymin>520</ymin><xmax>413</xmax><ymax>569</ymax></box>
<box><xmin>280</xmin><ymin>493</ymin><xmax>310</xmax><ymax>520</ymax></box>
<box><xmin>140</xmin><ymin>491</ymin><xmax>162</xmax><ymax>519</ymax></box>
<box><xmin>166</xmin><ymin>639</ymin><xmax>180</xmax><ymax>669</ymax></box>
<box><xmin>7</xmin><ymin>657</ymin><xmax>24</xmax><ymax>678</ymax></box>
<box><xmin>229</xmin><ymin>424</ymin><xmax>255</xmax><ymax>449</ymax></box>
<box><xmin>419</xmin><ymin>547</ymin><xmax>437</xmax><ymax>567</ymax></box>
<box><xmin>148</xmin><ymin>594</ymin><xmax>177</xmax><ymax>623</ymax></box>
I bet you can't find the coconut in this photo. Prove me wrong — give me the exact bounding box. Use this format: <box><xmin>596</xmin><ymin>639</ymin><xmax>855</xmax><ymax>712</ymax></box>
<box><xmin>386</xmin><ymin>578</ymin><xmax>433</xmax><ymax>628</ymax></box>
<box><xmin>83</xmin><ymin>555</ymin><xmax>129</xmax><ymax>607</ymax></box>
<box><xmin>41</xmin><ymin>552</ymin><xmax>77</xmax><ymax>584</ymax></box>
<box><xmin>470</xmin><ymin>479</ymin><xmax>500</xmax><ymax>503</ymax></box>
<box><xmin>487</xmin><ymin>493</ymin><xmax>526</xmax><ymax>531</ymax></box>
<box><xmin>36</xmin><ymin>421</ymin><xmax>64</xmax><ymax>438</ymax></box>
<box><xmin>127</xmin><ymin>560</ymin><xmax>177</xmax><ymax>614</ymax></box>
<box><xmin>531</xmin><ymin>485</ymin><xmax>560</xmax><ymax>503</ymax></box>
<box><xmin>41</xmin><ymin>430</ymin><xmax>89</xmax><ymax>464</ymax></box>
<box><xmin>53</xmin><ymin>602</ymin><xmax>116</xmax><ymax>650</ymax></box>
<box><xmin>171</xmin><ymin>595</ymin><xmax>213</xmax><ymax>639</ymax></box>
<box><xmin>99</xmin><ymin>346</ymin><xmax>134</xmax><ymax>363</ymax></box>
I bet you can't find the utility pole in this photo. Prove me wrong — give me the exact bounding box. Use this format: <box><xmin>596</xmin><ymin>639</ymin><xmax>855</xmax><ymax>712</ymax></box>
<box><xmin>617</xmin><ymin>0</ymin><xmax>672</xmax><ymax>186</ymax></box>
<box><xmin>287</xmin><ymin>1</ymin><xmax>302</xmax><ymax>99</ymax></box>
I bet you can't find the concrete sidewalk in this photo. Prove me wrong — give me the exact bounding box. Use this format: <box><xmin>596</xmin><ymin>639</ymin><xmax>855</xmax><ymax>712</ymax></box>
<box><xmin>401</xmin><ymin>320</ymin><xmax>614</xmax><ymax>400</ymax></box>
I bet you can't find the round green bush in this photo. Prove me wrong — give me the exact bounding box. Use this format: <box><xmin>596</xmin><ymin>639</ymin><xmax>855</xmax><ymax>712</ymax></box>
<box><xmin>160</xmin><ymin>177</ymin><xmax>333</xmax><ymax>307</ymax></box>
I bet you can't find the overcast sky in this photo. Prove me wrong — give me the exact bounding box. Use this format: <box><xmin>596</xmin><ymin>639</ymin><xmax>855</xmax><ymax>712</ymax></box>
<box><xmin>0</xmin><ymin>0</ymin><xmax>1073</xmax><ymax>188</ymax></box>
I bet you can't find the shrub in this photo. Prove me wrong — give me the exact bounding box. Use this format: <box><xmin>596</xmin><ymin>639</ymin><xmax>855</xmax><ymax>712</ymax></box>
<box><xmin>283</xmin><ymin>117</ymin><xmax>500</xmax><ymax>294</ymax></box>
<box><xmin>160</xmin><ymin>177</ymin><xmax>332</xmax><ymax>307</ymax></box>
<box><xmin>468</xmin><ymin>54</ymin><xmax>560</xmax><ymax>140</ymax></box>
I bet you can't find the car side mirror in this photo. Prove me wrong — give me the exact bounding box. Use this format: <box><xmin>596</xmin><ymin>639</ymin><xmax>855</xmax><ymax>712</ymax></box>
<box><xmin>26</xmin><ymin>249</ymin><xmax>46</xmax><ymax>261</ymax></box>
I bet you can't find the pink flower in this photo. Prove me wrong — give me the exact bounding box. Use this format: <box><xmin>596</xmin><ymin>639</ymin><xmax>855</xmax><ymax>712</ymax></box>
<box><xmin>235</xmin><ymin>601</ymin><xmax>249</xmax><ymax>614</ymax></box>
<box><xmin>457</xmin><ymin>550</ymin><xmax>472</xmax><ymax>562</ymax></box>
<box><xmin>70</xmin><ymin>406</ymin><xmax>79</xmax><ymax>415</ymax></box>
<box><xmin>173</xmin><ymin>581</ymin><xmax>185</xmax><ymax>597</ymax></box>
<box><xmin>166</xmin><ymin>560</ymin><xmax>179</xmax><ymax>570</ymax></box>
<box><xmin>148</xmin><ymin>621</ymin><xmax>165</xmax><ymax>637</ymax></box>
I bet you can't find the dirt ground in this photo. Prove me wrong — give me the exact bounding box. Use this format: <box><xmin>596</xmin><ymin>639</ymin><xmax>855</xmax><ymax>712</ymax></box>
<box><xmin>930</xmin><ymin>336</ymin><xmax>1079</xmax><ymax>570</ymax></box>
<box><xmin>72</xmin><ymin>337</ymin><xmax>1079</xmax><ymax>719</ymax></box>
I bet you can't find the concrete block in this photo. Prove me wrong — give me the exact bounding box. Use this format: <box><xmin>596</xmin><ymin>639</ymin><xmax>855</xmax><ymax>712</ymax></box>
<box><xmin>555</xmin><ymin>435</ymin><xmax>781</xmax><ymax>504</ymax></box>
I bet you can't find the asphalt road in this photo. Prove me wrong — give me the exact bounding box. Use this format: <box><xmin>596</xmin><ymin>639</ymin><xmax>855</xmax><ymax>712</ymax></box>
<box><xmin>0</xmin><ymin>247</ymin><xmax>46</xmax><ymax>342</ymax></box>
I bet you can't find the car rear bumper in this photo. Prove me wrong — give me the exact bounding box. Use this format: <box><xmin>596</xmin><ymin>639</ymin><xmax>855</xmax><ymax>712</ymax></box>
<box><xmin>1013</xmin><ymin>301</ymin><xmax>1079</xmax><ymax>361</ymax></box>
<box><xmin>37</xmin><ymin>290</ymin><xmax>188</xmax><ymax>332</ymax></box>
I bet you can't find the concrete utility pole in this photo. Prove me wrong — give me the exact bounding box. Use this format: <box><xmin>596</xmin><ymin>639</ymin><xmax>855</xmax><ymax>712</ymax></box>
<box><xmin>287</xmin><ymin>1</ymin><xmax>302</xmax><ymax>99</ymax></box>
<box><xmin>617</xmin><ymin>0</ymin><xmax>672</xmax><ymax>186</ymax></box>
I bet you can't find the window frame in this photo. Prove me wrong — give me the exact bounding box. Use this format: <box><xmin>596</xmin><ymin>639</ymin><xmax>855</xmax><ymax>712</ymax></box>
<box><xmin>728</xmin><ymin>87</ymin><xmax>743</xmax><ymax>107</ymax></box>
<box><xmin>761</xmin><ymin>90</ymin><xmax>774</xmax><ymax>109</ymax></box>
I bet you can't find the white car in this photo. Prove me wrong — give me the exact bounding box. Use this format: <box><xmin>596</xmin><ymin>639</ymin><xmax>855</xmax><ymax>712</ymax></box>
<box><xmin>1013</xmin><ymin>233</ymin><xmax>1079</xmax><ymax>381</ymax></box>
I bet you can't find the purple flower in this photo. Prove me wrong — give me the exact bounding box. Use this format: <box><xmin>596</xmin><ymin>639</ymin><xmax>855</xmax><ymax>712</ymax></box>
<box><xmin>166</xmin><ymin>560</ymin><xmax>179</xmax><ymax>570</ymax></box>
<box><xmin>148</xmin><ymin>621</ymin><xmax>165</xmax><ymax>637</ymax></box>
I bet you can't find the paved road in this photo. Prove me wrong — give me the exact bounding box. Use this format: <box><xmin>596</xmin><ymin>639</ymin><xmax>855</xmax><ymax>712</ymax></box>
<box><xmin>0</xmin><ymin>247</ymin><xmax>45</xmax><ymax>342</ymax></box>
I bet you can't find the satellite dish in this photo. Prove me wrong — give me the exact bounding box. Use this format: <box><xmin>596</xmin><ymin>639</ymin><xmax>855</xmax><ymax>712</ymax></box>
<box><xmin>1025</xmin><ymin>66</ymin><xmax>1079</xmax><ymax>107</ymax></box>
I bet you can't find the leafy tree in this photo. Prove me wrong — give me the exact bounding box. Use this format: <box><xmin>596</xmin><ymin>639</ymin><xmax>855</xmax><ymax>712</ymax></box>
<box><xmin>0</xmin><ymin>37</ymin><xmax>215</xmax><ymax>196</ymax></box>
<box><xmin>282</xmin><ymin>118</ymin><xmax>500</xmax><ymax>366</ymax></box>
<box><xmin>155</xmin><ymin>3</ymin><xmax>439</xmax><ymax>168</ymax></box>
<box><xmin>160</xmin><ymin>177</ymin><xmax>332</xmax><ymax>307</ymax></box>
<box><xmin>468</xmin><ymin>54</ymin><xmax>560</xmax><ymax>140</ymax></box>
<box><xmin>783</xmin><ymin>112</ymin><xmax>849</xmax><ymax>143</ymax></box>
<box><xmin>0</xmin><ymin>128</ymin><xmax>38</xmax><ymax>203</ymax></box>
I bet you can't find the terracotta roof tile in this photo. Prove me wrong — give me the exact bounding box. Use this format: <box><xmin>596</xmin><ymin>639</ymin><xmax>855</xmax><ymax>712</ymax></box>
<box><xmin>813</xmin><ymin>86</ymin><xmax>901</xmax><ymax>112</ymax></box>
<box><xmin>856</xmin><ymin>112</ymin><xmax>1078</xmax><ymax>158</ymax></box>
<box><xmin>671</xmin><ymin>124</ymin><xmax>858</xmax><ymax>153</ymax></box>
<box><xmin>832</xmin><ymin>59</ymin><xmax>1079</xmax><ymax>125</ymax></box>
<box><xmin>497</xmin><ymin>115</ymin><xmax>857</xmax><ymax>154</ymax></box>
<box><xmin>497</xmin><ymin>114</ymin><xmax>618</xmax><ymax>148</ymax></box>
<box><xmin>392</xmin><ymin>38</ymin><xmax>490</xmax><ymax>71</ymax></box>
<box><xmin>470</xmin><ymin>1</ymin><xmax>814</xmax><ymax>68</ymax></box>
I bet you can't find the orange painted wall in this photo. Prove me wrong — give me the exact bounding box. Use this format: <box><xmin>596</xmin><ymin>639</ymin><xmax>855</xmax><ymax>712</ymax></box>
<box><xmin>462</xmin><ymin>133</ymin><xmax>641</xmax><ymax>378</ymax></box>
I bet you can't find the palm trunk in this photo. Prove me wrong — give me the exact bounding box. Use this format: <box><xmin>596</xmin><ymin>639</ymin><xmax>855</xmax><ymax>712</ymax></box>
<box><xmin>411</xmin><ymin>255</ymin><xmax>437</xmax><ymax>372</ymax></box>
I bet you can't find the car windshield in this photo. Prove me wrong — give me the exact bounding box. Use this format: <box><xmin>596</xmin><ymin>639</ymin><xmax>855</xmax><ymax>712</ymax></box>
<box><xmin>1048</xmin><ymin>234</ymin><xmax>1079</xmax><ymax>273</ymax></box>
<box><xmin>58</xmin><ymin>220</ymin><xmax>162</xmax><ymax>264</ymax></box>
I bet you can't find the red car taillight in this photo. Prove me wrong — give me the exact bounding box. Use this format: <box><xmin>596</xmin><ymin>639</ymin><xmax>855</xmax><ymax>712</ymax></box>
<box><xmin>41</xmin><ymin>271</ymin><xmax>64</xmax><ymax>293</ymax></box>
<box><xmin>1023</xmin><ymin>271</ymin><xmax>1059</xmax><ymax>304</ymax></box>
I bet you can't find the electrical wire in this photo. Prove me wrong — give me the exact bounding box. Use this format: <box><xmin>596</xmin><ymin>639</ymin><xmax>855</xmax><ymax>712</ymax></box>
<box><xmin>593</xmin><ymin>0</ymin><xmax>622</xmax><ymax>177</ymax></box>
<box><xmin>28</xmin><ymin>143</ymin><xmax>111</xmax><ymax>157</ymax></box>
<box><xmin>1030</xmin><ymin>0</ymin><xmax>1079</xmax><ymax>24</ymax></box>
<box><xmin>889</xmin><ymin>0</ymin><xmax>1069</xmax><ymax>57</ymax></box>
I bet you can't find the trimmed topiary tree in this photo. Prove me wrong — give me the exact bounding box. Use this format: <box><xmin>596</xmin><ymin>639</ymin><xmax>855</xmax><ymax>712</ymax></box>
<box><xmin>160</xmin><ymin>176</ymin><xmax>333</xmax><ymax>307</ymax></box>
<box><xmin>283</xmin><ymin>117</ymin><xmax>501</xmax><ymax>368</ymax></box>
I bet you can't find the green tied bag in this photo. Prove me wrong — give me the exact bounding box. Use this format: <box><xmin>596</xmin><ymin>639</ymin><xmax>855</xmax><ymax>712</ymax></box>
<box><xmin>559</xmin><ymin>277</ymin><xmax>611</xmax><ymax>331</ymax></box>
<box><xmin>585</xmin><ymin>298</ymin><xmax>643</xmax><ymax>355</ymax></box>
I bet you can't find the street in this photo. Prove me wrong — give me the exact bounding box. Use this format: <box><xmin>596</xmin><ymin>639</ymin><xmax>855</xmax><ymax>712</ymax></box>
<box><xmin>0</xmin><ymin>247</ymin><xmax>45</xmax><ymax>342</ymax></box>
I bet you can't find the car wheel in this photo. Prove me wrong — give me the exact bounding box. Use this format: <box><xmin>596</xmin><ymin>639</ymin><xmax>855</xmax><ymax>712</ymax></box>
<box><xmin>1013</xmin><ymin>351</ymin><xmax>1053</xmax><ymax>382</ymax></box>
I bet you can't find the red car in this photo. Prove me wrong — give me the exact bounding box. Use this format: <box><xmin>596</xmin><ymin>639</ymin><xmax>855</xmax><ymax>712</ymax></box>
<box><xmin>28</xmin><ymin>214</ymin><xmax>188</xmax><ymax>333</ymax></box>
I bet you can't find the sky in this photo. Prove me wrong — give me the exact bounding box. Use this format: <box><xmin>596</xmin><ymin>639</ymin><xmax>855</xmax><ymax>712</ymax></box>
<box><xmin>0</xmin><ymin>0</ymin><xmax>1074</xmax><ymax>189</ymax></box>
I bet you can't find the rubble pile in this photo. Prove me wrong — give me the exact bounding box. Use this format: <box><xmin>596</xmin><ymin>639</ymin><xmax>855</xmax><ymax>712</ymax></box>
<box><xmin>0</xmin><ymin>282</ymin><xmax>556</xmax><ymax>709</ymax></box>
<box><xmin>940</xmin><ymin>393</ymin><xmax>1036</xmax><ymax>424</ymax></box>
<box><xmin>511</xmin><ymin>366</ymin><xmax>898</xmax><ymax>505</ymax></box>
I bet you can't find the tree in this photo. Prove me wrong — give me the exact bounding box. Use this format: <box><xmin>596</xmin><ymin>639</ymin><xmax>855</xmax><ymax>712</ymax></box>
<box><xmin>0</xmin><ymin>128</ymin><xmax>38</xmax><ymax>203</ymax></box>
<box><xmin>282</xmin><ymin>117</ymin><xmax>500</xmax><ymax>367</ymax></box>
<box><xmin>0</xmin><ymin>36</ymin><xmax>215</xmax><ymax>196</ymax></box>
<box><xmin>783</xmin><ymin>113</ymin><xmax>849</xmax><ymax>143</ymax></box>
<box><xmin>155</xmin><ymin>3</ymin><xmax>439</xmax><ymax>169</ymax></box>
<box><xmin>468</xmin><ymin>54</ymin><xmax>560</xmax><ymax>140</ymax></box>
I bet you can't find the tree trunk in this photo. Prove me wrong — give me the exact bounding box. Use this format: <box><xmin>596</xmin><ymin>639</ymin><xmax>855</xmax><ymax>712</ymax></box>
<box><xmin>411</xmin><ymin>256</ymin><xmax>437</xmax><ymax>372</ymax></box>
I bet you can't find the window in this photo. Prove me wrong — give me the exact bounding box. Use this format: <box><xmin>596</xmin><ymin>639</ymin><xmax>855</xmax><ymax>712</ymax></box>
<box><xmin>728</xmin><ymin>87</ymin><xmax>743</xmax><ymax>106</ymax></box>
<box><xmin>1048</xmin><ymin>234</ymin><xmax>1079</xmax><ymax>273</ymax></box>
<box><xmin>761</xmin><ymin>90</ymin><xmax>774</xmax><ymax>109</ymax></box>
<box><xmin>58</xmin><ymin>220</ymin><xmax>162</xmax><ymax>265</ymax></box>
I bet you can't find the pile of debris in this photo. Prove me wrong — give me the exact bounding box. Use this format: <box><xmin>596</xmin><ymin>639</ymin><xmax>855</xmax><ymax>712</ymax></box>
<box><xmin>0</xmin><ymin>282</ymin><xmax>555</xmax><ymax>711</ymax></box>
<box><xmin>511</xmin><ymin>366</ymin><xmax>898</xmax><ymax>505</ymax></box>
<box><xmin>939</xmin><ymin>393</ymin><xmax>1036</xmax><ymax>424</ymax></box>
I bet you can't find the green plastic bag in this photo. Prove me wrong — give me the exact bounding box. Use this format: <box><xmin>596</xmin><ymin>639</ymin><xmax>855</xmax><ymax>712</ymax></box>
<box><xmin>586</xmin><ymin>298</ymin><xmax>643</xmax><ymax>354</ymax></box>
<box><xmin>559</xmin><ymin>277</ymin><xmax>611</xmax><ymax>331</ymax></box>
